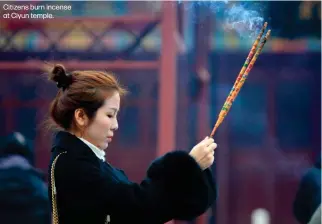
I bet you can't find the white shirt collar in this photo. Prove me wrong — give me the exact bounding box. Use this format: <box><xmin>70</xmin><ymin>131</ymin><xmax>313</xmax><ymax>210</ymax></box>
<box><xmin>78</xmin><ymin>137</ymin><xmax>106</xmax><ymax>162</ymax></box>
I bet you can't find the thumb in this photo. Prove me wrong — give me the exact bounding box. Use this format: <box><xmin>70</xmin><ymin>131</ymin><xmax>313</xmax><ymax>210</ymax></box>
<box><xmin>198</xmin><ymin>136</ymin><xmax>209</xmax><ymax>145</ymax></box>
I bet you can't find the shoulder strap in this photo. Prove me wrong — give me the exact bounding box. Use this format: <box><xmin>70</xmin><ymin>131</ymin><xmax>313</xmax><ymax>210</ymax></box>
<box><xmin>51</xmin><ymin>151</ymin><xmax>67</xmax><ymax>224</ymax></box>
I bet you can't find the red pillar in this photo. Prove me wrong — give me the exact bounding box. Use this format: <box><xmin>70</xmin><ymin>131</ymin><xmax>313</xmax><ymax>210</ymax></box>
<box><xmin>195</xmin><ymin>4</ymin><xmax>212</xmax><ymax>224</ymax></box>
<box><xmin>157</xmin><ymin>2</ymin><xmax>177</xmax><ymax>223</ymax></box>
<box><xmin>216</xmin><ymin>67</ymin><xmax>230</xmax><ymax>224</ymax></box>
<box><xmin>157</xmin><ymin>3</ymin><xmax>177</xmax><ymax>157</ymax></box>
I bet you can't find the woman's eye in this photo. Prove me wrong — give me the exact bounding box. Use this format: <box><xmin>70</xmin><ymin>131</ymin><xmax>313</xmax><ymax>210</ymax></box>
<box><xmin>107</xmin><ymin>115</ymin><xmax>113</xmax><ymax>118</ymax></box>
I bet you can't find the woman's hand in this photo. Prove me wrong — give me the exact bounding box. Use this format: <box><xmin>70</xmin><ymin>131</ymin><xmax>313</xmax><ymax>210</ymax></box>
<box><xmin>189</xmin><ymin>137</ymin><xmax>217</xmax><ymax>170</ymax></box>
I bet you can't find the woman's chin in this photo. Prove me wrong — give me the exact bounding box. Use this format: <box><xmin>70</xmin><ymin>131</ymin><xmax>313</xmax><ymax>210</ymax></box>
<box><xmin>100</xmin><ymin>143</ymin><xmax>108</xmax><ymax>150</ymax></box>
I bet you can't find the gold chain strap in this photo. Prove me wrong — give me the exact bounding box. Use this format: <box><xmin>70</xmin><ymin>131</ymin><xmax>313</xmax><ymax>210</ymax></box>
<box><xmin>50</xmin><ymin>151</ymin><xmax>111</xmax><ymax>224</ymax></box>
<box><xmin>50</xmin><ymin>151</ymin><xmax>67</xmax><ymax>224</ymax></box>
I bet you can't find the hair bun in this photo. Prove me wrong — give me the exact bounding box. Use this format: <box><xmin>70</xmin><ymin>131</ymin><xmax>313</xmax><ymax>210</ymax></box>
<box><xmin>49</xmin><ymin>64</ymin><xmax>73</xmax><ymax>90</ymax></box>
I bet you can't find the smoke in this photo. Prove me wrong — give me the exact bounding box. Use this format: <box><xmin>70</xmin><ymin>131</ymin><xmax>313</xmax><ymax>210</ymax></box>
<box><xmin>223</xmin><ymin>3</ymin><xmax>266</xmax><ymax>39</ymax></box>
<box><xmin>175</xmin><ymin>1</ymin><xmax>268</xmax><ymax>40</ymax></box>
<box><xmin>144</xmin><ymin>1</ymin><xmax>268</xmax><ymax>40</ymax></box>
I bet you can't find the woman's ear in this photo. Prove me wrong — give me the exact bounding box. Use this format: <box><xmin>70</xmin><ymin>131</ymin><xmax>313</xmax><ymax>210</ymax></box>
<box><xmin>74</xmin><ymin>108</ymin><xmax>89</xmax><ymax>128</ymax></box>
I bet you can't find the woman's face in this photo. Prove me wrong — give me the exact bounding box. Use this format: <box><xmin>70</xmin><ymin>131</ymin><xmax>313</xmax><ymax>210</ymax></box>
<box><xmin>82</xmin><ymin>91</ymin><xmax>120</xmax><ymax>150</ymax></box>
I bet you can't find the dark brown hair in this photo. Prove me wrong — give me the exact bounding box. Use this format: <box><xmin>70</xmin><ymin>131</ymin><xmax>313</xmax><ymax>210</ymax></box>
<box><xmin>46</xmin><ymin>64</ymin><xmax>127</xmax><ymax>131</ymax></box>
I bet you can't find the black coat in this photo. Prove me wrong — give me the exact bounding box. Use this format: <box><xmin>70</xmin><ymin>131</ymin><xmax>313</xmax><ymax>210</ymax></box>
<box><xmin>0</xmin><ymin>155</ymin><xmax>50</xmax><ymax>224</ymax></box>
<box><xmin>293</xmin><ymin>157</ymin><xmax>321</xmax><ymax>224</ymax></box>
<box><xmin>48</xmin><ymin>131</ymin><xmax>217</xmax><ymax>224</ymax></box>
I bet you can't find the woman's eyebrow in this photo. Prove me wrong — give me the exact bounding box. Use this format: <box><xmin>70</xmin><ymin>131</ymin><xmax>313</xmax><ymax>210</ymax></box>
<box><xmin>108</xmin><ymin>108</ymin><xmax>119</xmax><ymax>113</ymax></box>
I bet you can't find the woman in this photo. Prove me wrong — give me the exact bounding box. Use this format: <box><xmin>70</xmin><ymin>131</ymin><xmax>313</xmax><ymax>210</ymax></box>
<box><xmin>47</xmin><ymin>64</ymin><xmax>217</xmax><ymax>224</ymax></box>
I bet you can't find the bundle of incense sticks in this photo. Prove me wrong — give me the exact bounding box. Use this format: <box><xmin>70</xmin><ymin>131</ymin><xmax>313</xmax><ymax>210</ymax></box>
<box><xmin>210</xmin><ymin>22</ymin><xmax>271</xmax><ymax>138</ymax></box>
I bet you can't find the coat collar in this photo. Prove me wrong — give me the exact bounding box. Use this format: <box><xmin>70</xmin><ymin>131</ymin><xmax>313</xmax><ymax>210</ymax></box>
<box><xmin>51</xmin><ymin>131</ymin><xmax>96</xmax><ymax>160</ymax></box>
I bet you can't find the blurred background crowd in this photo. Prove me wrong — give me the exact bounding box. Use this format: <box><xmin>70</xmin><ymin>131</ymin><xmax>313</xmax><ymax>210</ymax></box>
<box><xmin>0</xmin><ymin>1</ymin><xmax>320</xmax><ymax>224</ymax></box>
